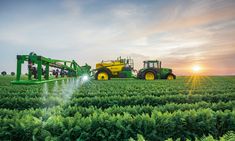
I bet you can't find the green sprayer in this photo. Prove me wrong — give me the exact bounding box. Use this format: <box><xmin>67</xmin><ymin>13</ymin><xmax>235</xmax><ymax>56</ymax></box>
<box><xmin>11</xmin><ymin>52</ymin><xmax>91</xmax><ymax>84</ymax></box>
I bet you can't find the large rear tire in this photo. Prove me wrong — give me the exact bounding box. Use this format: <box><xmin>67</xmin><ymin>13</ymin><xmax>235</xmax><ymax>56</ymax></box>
<box><xmin>95</xmin><ymin>68</ymin><xmax>111</xmax><ymax>80</ymax></box>
<box><xmin>143</xmin><ymin>70</ymin><xmax>156</xmax><ymax>80</ymax></box>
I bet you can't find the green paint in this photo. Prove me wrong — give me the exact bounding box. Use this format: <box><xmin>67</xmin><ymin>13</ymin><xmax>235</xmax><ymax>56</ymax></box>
<box><xmin>137</xmin><ymin>60</ymin><xmax>176</xmax><ymax>79</ymax></box>
<box><xmin>12</xmin><ymin>53</ymin><xmax>91</xmax><ymax>85</ymax></box>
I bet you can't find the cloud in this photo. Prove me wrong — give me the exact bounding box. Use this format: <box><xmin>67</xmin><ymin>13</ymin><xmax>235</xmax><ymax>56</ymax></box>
<box><xmin>0</xmin><ymin>0</ymin><xmax>235</xmax><ymax>75</ymax></box>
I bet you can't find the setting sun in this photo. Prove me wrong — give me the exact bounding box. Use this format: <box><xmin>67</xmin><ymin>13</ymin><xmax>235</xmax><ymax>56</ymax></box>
<box><xmin>192</xmin><ymin>65</ymin><xmax>201</xmax><ymax>73</ymax></box>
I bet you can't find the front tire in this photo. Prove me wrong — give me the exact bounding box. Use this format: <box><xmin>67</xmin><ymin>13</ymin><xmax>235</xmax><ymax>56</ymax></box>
<box><xmin>166</xmin><ymin>74</ymin><xmax>176</xmax><ymax>80</ymax></box>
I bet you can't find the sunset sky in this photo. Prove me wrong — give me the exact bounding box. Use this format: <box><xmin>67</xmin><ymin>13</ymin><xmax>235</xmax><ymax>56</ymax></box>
<box><xmin>0</xmin><ymin>0</ymin><xmax>235</xmax><ymax>75</ymax></box>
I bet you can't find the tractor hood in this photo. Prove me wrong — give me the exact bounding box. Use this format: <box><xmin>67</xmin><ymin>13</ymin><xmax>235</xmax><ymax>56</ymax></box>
<box><xmin>162</xmin><ymin>68</ymin><xmax>172</xmax><ymax>73</ymax></box>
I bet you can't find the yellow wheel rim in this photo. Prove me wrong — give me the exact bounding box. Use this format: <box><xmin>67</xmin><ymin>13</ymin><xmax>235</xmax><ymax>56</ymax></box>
<box><xmin>167</xmin><ymin>74</ymin><xmax>174</xmax><ymax>80</ymax></box>
<box><xmin>145</xmin><ymin>72</ymin><xmax>155</xmax><ymax>80</ymax></box>
<box><xmin>97</xmin><ymin>72</ymin><xmax>108</xmax><ymax>80</ymax></box>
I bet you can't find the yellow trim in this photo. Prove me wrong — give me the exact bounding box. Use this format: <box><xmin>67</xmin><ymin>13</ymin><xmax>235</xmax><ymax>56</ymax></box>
<box><xmin>167</xmin><ymin>74</ymin><xmax>174</xmax><ymax>80</ymax></box>
<box><xmin>97</xmin><ymin>72</ymin><xmax>109</xmax><ymax>80</ymax></box>
<box><xmin>145</xmin><ymin>72</ymin><xmax>155</xmax><ymax>80</ymax></box>
<box><xmin>96</xmin><ymin>61</ymin><xmax>125</xmax><ymax>77</ymax></box>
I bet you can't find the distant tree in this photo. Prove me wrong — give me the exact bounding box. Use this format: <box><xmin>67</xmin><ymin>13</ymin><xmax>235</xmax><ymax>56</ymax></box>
<box><xmin>25</xmin><ymin>73</ymin><xmax>28</xmax><ymax>75</ymax></box>
<box><xmin>11</xmin><ymin>72</ymin><xmax>15</xmax><ymax>76</ymax></box>
<box><xmin>1</xmin><ymin>71</ymin><xmax>7</xmax><ymax>76</ymax></box>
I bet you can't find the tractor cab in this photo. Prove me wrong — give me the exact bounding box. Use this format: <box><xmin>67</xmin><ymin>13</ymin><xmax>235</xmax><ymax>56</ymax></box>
<box><xmin>143</xmin><ymin>60</ymin><xmax>161</xmax><ymax>69</ymax></box>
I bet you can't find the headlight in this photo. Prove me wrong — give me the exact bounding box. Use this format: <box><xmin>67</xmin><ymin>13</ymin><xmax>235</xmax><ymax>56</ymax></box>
<box><xmin>79</xmin><ymin>74</ymin><xmax>90</xmax><ymax>84</ymax></box>
<box><xmin>81</xmin><ymin>74</ymin><xmax>89</xmax><ymax>82</ymax></box>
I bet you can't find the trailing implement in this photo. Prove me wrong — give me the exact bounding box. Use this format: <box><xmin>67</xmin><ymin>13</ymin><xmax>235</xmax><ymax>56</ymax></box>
<box><xmin>95</xmin><ymin>57</ymin><xmax>134</xmax><ymax>80</ymax></box>
<box><xmin>11</xmin><ymin>52</ymin><xmax>91</xmax><ymax>84</ymax></box>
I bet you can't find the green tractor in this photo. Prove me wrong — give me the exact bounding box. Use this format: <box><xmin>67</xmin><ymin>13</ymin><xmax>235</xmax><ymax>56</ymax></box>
<box><xmin>137</xmin><ymin>60</ymin><xmax>176</xmax><ymax>80</ymax></box>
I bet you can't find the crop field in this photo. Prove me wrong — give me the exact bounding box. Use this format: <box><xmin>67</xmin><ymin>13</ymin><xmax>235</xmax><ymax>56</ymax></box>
<box><xmin>0</xmin><ymin>76</ymin><xmax>235</xmax><ymax>141</ymax></box>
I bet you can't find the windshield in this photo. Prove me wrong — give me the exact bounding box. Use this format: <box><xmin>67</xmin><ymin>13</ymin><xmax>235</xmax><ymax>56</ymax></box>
<box><xmin>144</xmin><ymin>62</ymin><xmax>158</xmax><ymax>68</ymax></box>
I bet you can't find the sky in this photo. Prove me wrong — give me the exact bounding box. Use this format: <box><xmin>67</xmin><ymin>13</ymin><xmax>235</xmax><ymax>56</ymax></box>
<box><xmin>0</xmin><ymin>0</ymin><xmax>235</xmax><ymax>75</ymax></box>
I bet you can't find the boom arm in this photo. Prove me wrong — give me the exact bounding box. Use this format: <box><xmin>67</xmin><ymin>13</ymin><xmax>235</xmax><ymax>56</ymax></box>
<box><xmin>12</xmin><ymin>53</ymin><xmax>91</xmax><ymax>84</ymax></box>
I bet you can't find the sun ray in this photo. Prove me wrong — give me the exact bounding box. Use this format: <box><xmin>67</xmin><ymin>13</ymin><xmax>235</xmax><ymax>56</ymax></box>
<box><xmin>186</xmin><ymin>74</ymin><xmax>205</xmax><ymax>95</ymax></box>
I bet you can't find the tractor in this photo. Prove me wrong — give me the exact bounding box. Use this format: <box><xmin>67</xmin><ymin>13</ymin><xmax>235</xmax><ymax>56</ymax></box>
<box><xmin>137</xmin><ymin>60</ymin><xmax>176</xmax><ymax>80</ymax></box>
<box><xmin>94</xmin><ymin>57</ymin><xmax>176</xmax><ymax>80</ymax></box>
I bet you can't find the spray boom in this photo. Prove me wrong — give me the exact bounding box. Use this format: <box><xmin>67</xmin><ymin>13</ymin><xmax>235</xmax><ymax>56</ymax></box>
<box><xmin>11</xmin><ymin>52</ymin><xmax>91</xmax><ymax>84</ymax></box>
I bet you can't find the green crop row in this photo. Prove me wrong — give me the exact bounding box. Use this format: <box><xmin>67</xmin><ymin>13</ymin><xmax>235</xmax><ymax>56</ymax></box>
<box><xmin>0</xmin><ymin>92</ymin><xmax>42</xmax><ymax>98</ymax></box>
<box><xmin>0</xmin><ymin>109</ymin><xmax>235</xmax><ymax>141</ymax></box>
<box><xmin>75</xmin><ymin>77</ymin><xmax>235</xmax><ymax>95</ymax></box>
<box><xmin>0</xmin><ymin>97</ymin><xmax>61</xmax><ymax>110</ymax></box>
<box><xmin>133</xmin><ymin>132</ymin><xmax>235</xmax><ymax>141</ymax></box>
<box><xmin>72</xmin><ymin>88</ymin><xmax>235</xmax><ymax>98</ymax></box>
<box><xmin>64</xmin><ymin>101</ymin><xmax>235</xmax><ymax>117</ymax></box>
<box><xmin>1</xmin><ymin>101</ymin><xmax>234</xmax><ymax>119</ymax></box>
<box><xmin>70</xmin><ymin>93</ymin><xmax>235</xmax><ymax>108</ymax></box>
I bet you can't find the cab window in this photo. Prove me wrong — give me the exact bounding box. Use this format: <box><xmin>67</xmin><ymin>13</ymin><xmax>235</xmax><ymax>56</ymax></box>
<box><xmin>154</xmin><ymin>62</ymin><xmax>158</xmax><ymax>68</ymax></box>
<box><xmin>144</xmin><ymin>62</ymin><xmax>148</xmax><ymax>68</ymax></box>
<box><xmin>149</xmin><ymin>62</ymin><xmax>154</xmax><ymax>68</ymax></box>
<box><xmin>149</xmin><ymin>62</ymin><xmax>158</xmax><ymax>68</ymax></box>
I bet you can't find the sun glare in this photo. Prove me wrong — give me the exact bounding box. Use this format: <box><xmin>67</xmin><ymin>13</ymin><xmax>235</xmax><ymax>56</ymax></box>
<box><xmin>192</xmin><ymin>65</ymin><xmax>201</xmax><ymax>73</ymax></box>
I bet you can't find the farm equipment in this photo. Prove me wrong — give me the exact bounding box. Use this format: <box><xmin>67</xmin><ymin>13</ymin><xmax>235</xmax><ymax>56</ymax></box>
<box><xmin>95</xmin><ymin>57</ymin><xmax>134</xmax><ymax>80</ymax></box>
<box><xmin>137</xmin><ymin>60</ymin><xmax>176</xmax><ymax>80</ymax></box>
<box><xmin>11</xmin><ymin>52</ymin><xmax>91</xmax><ymax>84</ymax></box>
<box><xmin>95</xmin><ymin>57</ymin><xmax>176</xmax><ymax>80</ymax></box>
